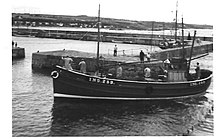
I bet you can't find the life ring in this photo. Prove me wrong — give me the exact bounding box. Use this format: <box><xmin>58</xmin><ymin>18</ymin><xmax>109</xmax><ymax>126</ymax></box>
<box><xmin>51</xmin><ymin>71</ymin><xmax>59</xmax><ymax>79</ymax></box>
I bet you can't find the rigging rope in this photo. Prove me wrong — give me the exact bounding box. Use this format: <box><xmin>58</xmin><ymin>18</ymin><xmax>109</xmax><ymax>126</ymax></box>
<box><xmin>78</xmin><ymin>22</ymin><xmax>99</xmax><ymax>41</ymax></box>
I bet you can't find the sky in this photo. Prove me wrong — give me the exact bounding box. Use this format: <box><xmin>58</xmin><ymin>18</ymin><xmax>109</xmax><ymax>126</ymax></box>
<box><xmin>11</xmin><ymin>0</ymin><xmax>215</xmax><ymax>25</ymax></box>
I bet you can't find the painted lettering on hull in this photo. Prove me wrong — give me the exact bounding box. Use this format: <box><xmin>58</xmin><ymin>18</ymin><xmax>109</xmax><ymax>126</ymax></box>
<box><xmin>190</xmin><ymin>81</ymin><xmax>205</xmax><ymax>86</ymax></box>
<box><xmin>89</xmin><ymin>77</ymin><xmax>115</xmax><ymax>85</ymax></box>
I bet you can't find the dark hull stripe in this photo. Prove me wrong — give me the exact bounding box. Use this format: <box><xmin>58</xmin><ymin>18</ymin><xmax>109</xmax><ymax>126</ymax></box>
<box><xmin>52</xmin><ymin>66</ymin><xmax>212</xmax><ymax>99</ymax></box>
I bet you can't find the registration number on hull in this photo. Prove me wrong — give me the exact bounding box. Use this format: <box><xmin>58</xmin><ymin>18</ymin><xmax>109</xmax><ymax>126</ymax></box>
<box><xmin>190</xmin><ymin>81</ymin><xmax>205</xmax><ymax>86</ymax></box>
<box><xmin>89</xmin><ymin>77</ymin><xmax>115</xmax><ymax>85</ymax></box>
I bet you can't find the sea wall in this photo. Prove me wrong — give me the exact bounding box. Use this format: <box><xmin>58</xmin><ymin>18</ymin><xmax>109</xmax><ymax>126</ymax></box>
<box><xmin>32</xmin><ymin>50</ymin><xmax>163</xmax><ymax>78</ymax></box>
<box><xmin>12</xmin><ymin>47</ymin><xmax>25</xmax><ymax>59</ymax></box>
<box><xmin>152</xmin><ymin>42</ymin><xmax>213</xmax><ymax>60</ymax></box>
<box><xmin>32</xmin><ymin>42</ymin><xmax>213</xmax><ymax>77</ymax></box>
<box><xmin>32</xmin><ymin>50</ymin><xmax>119</xmax><ymax>71</ymax></box>
<box><xmin>13</xmin><ymin>28</ymin><xmax>213</xmax><ymax>46</ymax></box>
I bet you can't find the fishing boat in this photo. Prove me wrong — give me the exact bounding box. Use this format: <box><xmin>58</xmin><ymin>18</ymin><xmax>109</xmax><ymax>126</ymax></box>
<box><xmin>51</xmin><ymin>5</ymin><xmax>212</xmax><ymax>100</ymax></box>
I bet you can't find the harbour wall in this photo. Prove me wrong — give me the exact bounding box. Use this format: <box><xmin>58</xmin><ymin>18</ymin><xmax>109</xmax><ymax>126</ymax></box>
<box><xmin>32</xmin><ymin>50</ymin><xmax>164</xmax><ymax>79</ymax></box>
<box><xmin>12</xmin><ymin>47</ymin><xmax>25</xmax><ymax>59</ymax></box>
<box><xmin>13</xmin><ymin>28</ymin><xmax>213</xmax><ymax>46</ymax></box>
<box><xmin>152</xmin><ymin>42</ymin><xmax>213</xmax><ymax>60</ymax></box>
<box><xmin>32</xmin><ymin>42</ymin><xmax>213</xmax><ymax>74</ymax></box>
<box><xmin>32</xmin><ymin>50</ymin><xmax>119</xmax><ymax>71</ymax></box>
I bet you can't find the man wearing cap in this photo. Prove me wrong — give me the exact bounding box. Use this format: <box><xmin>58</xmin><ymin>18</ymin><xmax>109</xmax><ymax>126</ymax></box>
<box><xmin>62</xmin><ymin>56</ymin><xmax>73</xmax><ymax>70</ymax></box>
<box><xmin>195</xmin><ymin>62</ymin><xmax>201</xmax><ymax>79</ymax></box>
<box><xmin>116</xmin><ymin>63</ymin><xmax>122</xmax><ymax>78</ymax></box>
<box><xmin>79</xmin><ymin>59</ymin><xmax>87</xmax><ymax>73</ymax></box>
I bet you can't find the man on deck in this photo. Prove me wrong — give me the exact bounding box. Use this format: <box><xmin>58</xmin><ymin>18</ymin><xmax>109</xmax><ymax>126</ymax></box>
<box><xmin>139</xmin><ymin>50</ymin><xmax>145</xmax><ymax>63</ymax></box>
<box><xmin>113</xmin><ymin>45</ymin><xmax>118</xmax><ymax>56</ymax></box>
<box><xmin>79</xmin><ymin>59</ymin><xmax>87</xmax><ymax>73</ymax></box>
<box><xmin>146</xmin><ymin>52</ymin><xmax>151</xmax><ymax>62</ymax></box>
<box><xmin>195</xmin><ymin>62</ymin><xmax>201</xmax><ymax>79</ymax></box>
<box><xmin>62</xmin><ymin>56</ymin><xmax>73</xmax><ymax>70</ymax></box>
<box><xmin>144</xmin><ymin>67</ymin><xmax>151</xmax><ymax>79</ymax></box>
<box><xmin>116</xmin><ymin>63</ymin><xmax>122</xmax><ymax>78</ymax></box>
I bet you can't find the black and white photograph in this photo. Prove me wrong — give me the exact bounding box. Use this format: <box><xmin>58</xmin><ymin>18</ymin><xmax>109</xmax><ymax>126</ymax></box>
<box><xmin>4</xmin><ymin>0</ymin><xmax>217</xmax><ymax>137</ymax></box>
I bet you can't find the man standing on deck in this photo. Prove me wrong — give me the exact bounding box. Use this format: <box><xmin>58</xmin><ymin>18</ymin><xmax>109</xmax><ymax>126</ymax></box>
<box><xmin>116</xmin><ymin>63</ymin><xmax>122</xmax><ymax>78</ymax></box>
<box><xmin>12</xmin><ymin>41</ymin><xmax>14</xmax><ymax>48</ymax></box>
<box><xmin>113</xmin><ymin>45</ymin><xmax>118</xmax><ymax>56</ymax></box>
<box><xmin>146</xmin><ymin>52</ymin><xmax>151</xmax><ymax>62</ymax></box>
<box><xmin>62</xmin><ymin>56</ymin><xmax>73</xmax><ymax>70</ymax></box>
<box><xmin>79</xmin><ymin>59</ymin><xmax>87</xmax><ymax>73</ymax></box>
<box><xmin>195</xmin><ymin>62</ymin><xmax>201</xmax><ymax>79</ymax></box>
<box><xmin>15</xmin><ymin>42</ymin><xmax>17</xmax><ymax>48</ymax></box>
<box><xmin>144</xmin><ymin>67</ymin><xmax>151</xmax><ymax>79</ymax></box>
<box><xmin>139</xmin><ymin>50</ymin><xmax>145</xmax><ymax>63</ymax></box>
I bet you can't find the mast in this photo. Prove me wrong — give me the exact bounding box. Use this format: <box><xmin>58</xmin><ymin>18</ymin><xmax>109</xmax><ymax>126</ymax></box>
<box><xmin>187</xmin><ymin>30</ymin><xmax>196</xmax><ymax>76</ymax></box>
<box><xmin>96</xmin><ymin>4</ymin><xmax>101</xmax><ymax>67</ymax></box>
<box><xmin>181</xmin><ymin>16</ymin><xmax>185</xmax><ymax>59</ymax></box>
<box><xmin>174</xmin><ymin>0</ymin><xmax>178</xmax><ymax>41</ymax></box>
<box><xmin>151</xmin><ymin>21</ymin><xmax>154</xmax><ymax>52</ymax></box>
<box><xmin>163</xmin><ymin>22</ymin><xmax>165</xmax><ymax>39</ymax></box>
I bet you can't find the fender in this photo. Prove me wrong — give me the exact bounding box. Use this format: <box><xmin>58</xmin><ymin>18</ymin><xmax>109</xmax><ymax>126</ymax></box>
<box><xmin>51</xmin><ymin>71</ymin><xmax>59</xmax><ymax>79</ymax></box>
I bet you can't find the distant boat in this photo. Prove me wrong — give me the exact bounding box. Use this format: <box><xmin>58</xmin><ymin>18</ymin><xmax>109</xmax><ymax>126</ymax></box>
<box><xmin>51</xmin><ymin>5</ymin><xmax>212</xmax><ymax>100</ymax></box>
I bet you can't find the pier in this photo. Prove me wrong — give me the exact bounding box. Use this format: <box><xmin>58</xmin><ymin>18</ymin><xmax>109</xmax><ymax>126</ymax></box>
<box><xmin>32</xmin><ymin>49</ymin><xmax>163</xmax><ymax>71</ymax></box>
<box><xmin>12</xmin><ymin>47</ymin><xmax>25</xmax><ymax>59</ymax></box>
<box><xmin>152</xmin><ymin>41</ymin><xmax>213</xmax><ymax>60</ymax></box>
<box><xmin>32</xmin><ymin>41</ymin><xmax>212</xmax><ymax>76</ymax></box>
<box><xmin>32</xmin><ymin>49</ymin><xmax>165</xmax><ymax>80</ymax></box>
<box><xmin>13</xmin><ymin>27</ymin><xmax>213</xmax><ymax>46</ymax></box>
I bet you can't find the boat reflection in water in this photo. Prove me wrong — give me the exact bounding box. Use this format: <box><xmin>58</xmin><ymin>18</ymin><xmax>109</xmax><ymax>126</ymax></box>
<box><xmin>50</xmin><ymin>95</ymin><xmax>213</xmax><ymax>136</ymax></box>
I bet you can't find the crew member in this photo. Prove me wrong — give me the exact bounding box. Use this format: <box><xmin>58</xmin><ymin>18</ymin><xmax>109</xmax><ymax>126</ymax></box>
<box><xmin>146</xmin><ymin>52</ymin><xmax>151</xmax><ymax>62</ymax></box>
<box><xmin>116</xmin><ymin>63</ymin><xmax>122</xmax><ymax>78</ymax></box>
<box><xmin>79</xmin><ymin>59</ymin><xmax>87</xmax><ymax>73</ymax></box>
<box><xmin>195</xmin><ymin>62</ymin><xmax>201</xmax><ymax>79</ymax></box>
<box><xmin>12</xmin><ymin>41</ymin><xmax>14</xmax><ymax>48</ymax></box>
<box><xmin>139</xmin><ymin>50</ymin><xmax>145</xmax><ymax>63</ymax></box>
<box><xmin>144</xmin><ymin>67</ymin><xmax>151</xmax><ymax>79</ymax></box>
<box><xmin>113</xmin><ymin>45</ymin><xmax>118</xmax><ymax>56</ymax></box>
<box><xmin>62</xmin><ymin>56</ymin><xmax>73</xmax><ymax>70</ymax></box>
<box><xmin>164</xmin><ymin>58</ymin><xmax>171</xmax><ymax>70</ymax></box>
<box><xmin>122</xmin><ymin>50</ymin><xmax>126</xmax><ymax>56</ymax></box>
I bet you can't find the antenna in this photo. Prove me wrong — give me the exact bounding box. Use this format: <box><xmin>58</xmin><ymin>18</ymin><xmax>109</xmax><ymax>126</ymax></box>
<box><xmin>174</xmin><ymin>0</ymin><xmax>178</xmax><ymax>41</ymax></box>
<box><xmin>181</xmin><ymin>14</ymin><xmax>185</xmax><ymax>59</ymax></box>
<box><xmin>96</xmin><ymin>4</ymin><xmax>101</xmax><ymax>67</ymax></box>
<box><xmin>151</xmin><ymin>21</ymin><xmax>154</xmax><ymax>52</ymax></box>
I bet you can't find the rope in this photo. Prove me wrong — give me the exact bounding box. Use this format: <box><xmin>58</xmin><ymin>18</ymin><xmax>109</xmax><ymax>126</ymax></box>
<box><xmin>78</xmin><ymin>22</ymin><xmax>99</xmax><ymax>41</ymax></box>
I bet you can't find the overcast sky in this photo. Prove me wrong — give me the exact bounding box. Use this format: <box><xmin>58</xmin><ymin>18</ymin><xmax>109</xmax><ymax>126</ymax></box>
<box><xmin>12</xmin><ymin>0</ymin><xmax>215</xmax><ymax>25</ymax></box>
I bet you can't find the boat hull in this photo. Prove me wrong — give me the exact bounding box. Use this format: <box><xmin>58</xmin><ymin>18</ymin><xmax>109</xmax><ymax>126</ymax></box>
<box><xmin>52</xmin><ymin>66</ymin><xmax>212</xmax><ymax>100</ymax></box>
